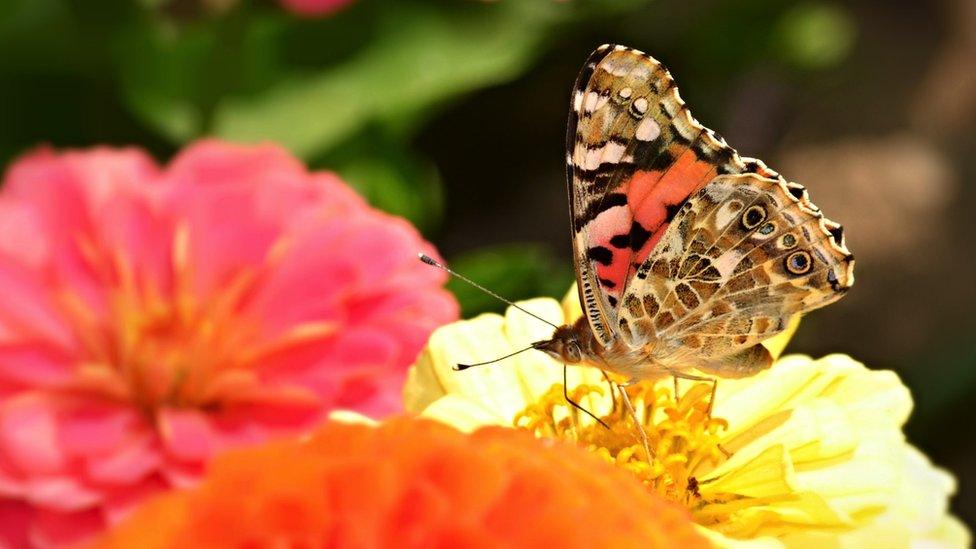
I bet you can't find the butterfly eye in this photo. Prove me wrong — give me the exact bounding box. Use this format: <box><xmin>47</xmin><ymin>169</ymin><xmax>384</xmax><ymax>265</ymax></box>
<box><xmin>780</xmin><ymin>233</ymin><xmax>798</xmax><ymax>249</ymax></box>
<box><xmin>784</xmin><ymin>250</ymin><xmax>813</xmax><ymax>275</ymax></box>
<box><xmin>741</xmin><ymin>205</ymin><xmax>766</xmax><ymax>230</ymax></box>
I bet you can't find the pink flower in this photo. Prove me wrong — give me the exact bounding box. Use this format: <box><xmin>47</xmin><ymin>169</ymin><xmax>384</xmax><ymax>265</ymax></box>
<box><xmin>0</xmin><ymin>140</ymin><xmax>458</xmax><ymax>547</ymax></box>
<box><xmin>278</xmin><ymin>0</ymin><xmax>355</xmax><ymax>17</ymax></box>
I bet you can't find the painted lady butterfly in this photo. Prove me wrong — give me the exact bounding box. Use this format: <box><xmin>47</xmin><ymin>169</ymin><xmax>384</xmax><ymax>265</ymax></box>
<box><xmin>533</xmin><ymin>44</ymin><xmax>855</xmax><ymax>387</ymax></box>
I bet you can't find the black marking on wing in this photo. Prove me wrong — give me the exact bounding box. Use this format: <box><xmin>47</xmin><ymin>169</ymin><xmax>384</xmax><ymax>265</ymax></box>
<box><xmin>664</xmin><ymin>202</ymin><xmax>683</xmax><ymax>223</ymax></box>
<box><xmin>608</xmin><ymin>221</ymin><xmax>652</xmax><ymax>251</ymax></box>
<box><xmin>573</xmin><ymin>162</ymin><xmax>638</xmax><ymax>183</ymax></box>
<box><xmin>828</xmin><ymin>224</ymin><xmax>844</xmax><ymax>246</ymax></box>
<box><xmin>587</xmin><ymin>246</ymin><xmax>613</xmax><ymax>266</ymax></box>
<box><xmin>583</xmin><ymin>136</ymin><xmax>631</xmax><ymax>151</ymax></box>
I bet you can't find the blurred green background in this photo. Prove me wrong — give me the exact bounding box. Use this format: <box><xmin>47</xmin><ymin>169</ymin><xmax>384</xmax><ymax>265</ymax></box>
<box><xmin>2</xmin><ymin>0</ymin><xmax>974</xmax><ymax>529</ymax></box>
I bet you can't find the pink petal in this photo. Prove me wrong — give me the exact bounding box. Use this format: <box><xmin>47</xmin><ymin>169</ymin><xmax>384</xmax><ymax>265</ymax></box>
<box><xmin>0</xmin><ymin>344</ymin><xmax>74</xmax><ymax>389</ymax></box>
<box><xmin>211</xmin><ymin>400</ymin><xmax>322</xmax><ymax>446</ymax></box>
<box><xmin>100</xmin><ymin>475</ymin><xmax>168</xmax><ymax>526</ymax></box>
<box><xmin>2</xmin><ymin>147</ymin><xmax>158</xmax><ymax>257</ymax></box>
<box><xmin>0</xmin><ymin>261</ymin><xmax>76</xmax><ymax>351</ymax></box>
<box><xmin>0</xmin><ymin>498</ymin><xmax>32</xmax><ymax>549</ymax></box>
<box><xmin>159</xmin><ymin>459</ymin><xmax>203</xmax><ymax>490</ymax></box>
<box><xmin>157</xmin><ymin>408</ymin><xmax>214</xmax><ymax>462</ymax></box>
<box><xmin>0</xmin><ymin>199</ymin><xmax>47</xmax><ymax>269</ymax></box>
<box><xmin>0</xmin><ymin>395</ymin><xmax>66</xmax><ymax>475</ymax></box>
<box><xmin>59</xmin><ymin>405</ymin><xmax>142</xmax><ymax>457</ymax></box>
<box><xmin>30</xmin><ymin>507</ymin><xmax>103</xmax><ymax>549</ymax></box>
<box><xmin>0</xmin><ymin>456</ymin><xmax>25</xmax><ymax>497</ymax></box>
<box><xmin>341</xmin><ymin>372</ymin><xmax>408</xmax><ymax>419</ymax></box>
<box><xmin>83</xmin><ymin>435</ymin><xmax>160</xmax><ymax>485</ymax></box>
<box><xmin>94</xmin><ymin>192</ymin><xmax>175</xmax><ymax>294</ymax></box>
<box><xmin>164</xmin><ymin>140</ymin><xmax>306</xmax><ymax>192</ymax></box>
<box><xmin>162</xmin><ymin>140</ymin><xmax>367</xmax><ymax>299</ymax></box>
<box><xmin>24</xmin><ymin>476</ymin><xmax>101</xmax><ymax>512</ymax></box>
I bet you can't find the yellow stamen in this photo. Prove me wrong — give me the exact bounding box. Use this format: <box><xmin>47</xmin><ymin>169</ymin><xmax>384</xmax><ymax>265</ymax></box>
<box><xmin>514</xmin><ymin>381</ymin><xmax>728</xmax><ymax>509</ymax></box>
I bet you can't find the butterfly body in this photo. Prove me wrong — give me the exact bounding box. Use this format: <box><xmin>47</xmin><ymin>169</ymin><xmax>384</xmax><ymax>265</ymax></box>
<box><xmin>535</xmin><ymin>316</ymin><xmax>668</xmax><ymax>382</ymax></box>
<box><xmin>535</xmin><ymin>44</ymin><xmax>854</xmax><ymax>383</ymax></box>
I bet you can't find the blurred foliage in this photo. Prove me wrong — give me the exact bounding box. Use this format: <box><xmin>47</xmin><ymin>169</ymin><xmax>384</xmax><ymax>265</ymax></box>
<box><xmin>773</xmin><ymin>2</ymin><xmax>856</xmax><ymax>69</ymax></box>
<box><xmin>324</xmin><ymin>130</ymin><xmax>444</xmax><ymax>234</ymax></box>
<box><xmin>445</xmin><ymin>244</ymin><xmax>575</xmax><ymax>318</ymax></box>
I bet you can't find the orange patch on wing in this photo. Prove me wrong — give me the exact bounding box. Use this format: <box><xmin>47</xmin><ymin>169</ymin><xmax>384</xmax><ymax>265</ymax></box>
<box><xmin>624</xmin><ymin>150</ymin><xmax>717</xmax><ymax>275</ymax></box>
<box><xmin>594</xmin><ymin>247</ymin><xmax>631</xmax><ymax>296</ymax></box>
<box><xmin>629</xmin><ymin>150</ymin><xmax>715</xmax><ymax>231</ymax></box>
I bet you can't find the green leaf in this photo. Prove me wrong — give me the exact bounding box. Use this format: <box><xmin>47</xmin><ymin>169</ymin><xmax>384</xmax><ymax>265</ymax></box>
<box><xmin>322</xmin><ymin>132</ymin><xmax>444</xmax><ymax>234</ymax></box>
<box><xmin>444</xmin><ymin>244</ymin><xmax>575</xmax><ymax>318</ymax></box>
<box><xmin>773</xmin><ymin>2</ymin><xmax>856</xmax><ymax>70</ymax></box>
<box><xmin>114</xmin><ymin>10</ymin><xmax>286</xmax><ymax>142</ymax></box>
<box><xmin>214</xmin><ymin>2</ymin><xmax>562</xmax><ymax>158</ymax></box>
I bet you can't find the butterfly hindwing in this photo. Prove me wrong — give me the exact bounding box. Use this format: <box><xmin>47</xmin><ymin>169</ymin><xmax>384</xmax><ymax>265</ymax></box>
<box><xmin>567</xmin><ymin>45</ymin><xmax>755</xmax><ymax>347</ymax></box>
<box><xmin>617</xmin><ymin>173</ymin><xmax>854</xmax><ymax>367</ymax></box>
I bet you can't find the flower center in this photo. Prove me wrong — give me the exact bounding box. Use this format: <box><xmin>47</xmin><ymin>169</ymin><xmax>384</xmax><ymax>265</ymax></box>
<box><xmin>62</xmin><ymin>228</ymin><xmax>262</xmax><ymax>413</ymax></box>
<box><xmin>514</xmin><ymin>381</ymin><xmax>728</xmax><ymax>509</ymax></box>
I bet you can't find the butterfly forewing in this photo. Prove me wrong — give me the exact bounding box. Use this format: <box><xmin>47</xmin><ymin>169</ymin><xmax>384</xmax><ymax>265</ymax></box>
<box><xmin>568</xmin><ymin>45</ymin><xmax>750</xmax><ymax>346</ymax></box>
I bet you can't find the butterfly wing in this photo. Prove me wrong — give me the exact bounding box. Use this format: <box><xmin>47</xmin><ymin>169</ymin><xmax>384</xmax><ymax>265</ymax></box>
<box><xmin>567</xmin><ymin>45</ymin><xmax>769</xmax><ymax>347</ymax></box>
<box><xmin>617</xmin><ymin>172</ymin><xmax>854</xmax><ymax>369</ymax></box>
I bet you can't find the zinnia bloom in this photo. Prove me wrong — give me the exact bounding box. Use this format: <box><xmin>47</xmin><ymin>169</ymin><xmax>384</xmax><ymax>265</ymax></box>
<box><xmin>405</xmin><ymin>290</ymin><xmax>970</xmax><ymax>547</ymax></box>
<box><xmin>94</xmin><ymin>417</ymin><xmax>709</xmax><ymax>549</ymax></box>
<box><xmin>0</xmin><ymin>141</ymin><xmax>457</xmax><ymax>547</ymax></box>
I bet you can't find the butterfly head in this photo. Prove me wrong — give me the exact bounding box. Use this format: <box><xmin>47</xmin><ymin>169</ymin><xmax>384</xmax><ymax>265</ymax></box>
<box><xmin>533</xmin><ymin>325</ymin><xmax>584</xmax><ymax>364</ymax></box>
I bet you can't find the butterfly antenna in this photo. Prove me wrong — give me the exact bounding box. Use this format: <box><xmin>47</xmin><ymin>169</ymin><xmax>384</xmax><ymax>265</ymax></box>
<box><xmin>454</xmin><ymin>344</ymin><xmax>538</xmax><ymax>371</ymax></box>
<box><xmin>418</xmin><ymin>253</ymin><xmax>560</xmax><ymax>330</ymax></box>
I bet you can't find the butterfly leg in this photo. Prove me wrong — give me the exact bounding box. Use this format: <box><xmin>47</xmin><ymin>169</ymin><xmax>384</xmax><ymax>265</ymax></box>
<box><xmin>617</xmin><ymin>381</ymin><xmax>654</xmax><ymax>461</ymax></box>
<box><xmin>601</xmin><ymin>370</ymin><xmax>618</xmax><ymax>415</ymax></box>
<box><xmin>669</xmin><ymin>371</ymin><xmax>733</xmax><ymax>457</ymax></box>
<box><xmin>563</xmin><ymin>365</ymin><xmax>610</xmax><ymax>430</ymax></box>
<box><xmin>670</xmin><ymin>370</ymin><xmax>718</xmax><ymax>418</ymax></box>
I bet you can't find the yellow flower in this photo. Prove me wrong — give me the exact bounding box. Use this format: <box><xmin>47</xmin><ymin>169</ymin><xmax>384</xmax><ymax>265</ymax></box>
<box><xmin>404</xmin><ymin>290</ymin><xmax>969</xmax><ymax>548</ymax></box>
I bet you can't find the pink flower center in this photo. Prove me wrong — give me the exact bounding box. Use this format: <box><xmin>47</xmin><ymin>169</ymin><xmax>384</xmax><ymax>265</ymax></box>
<box><xmin>65</xmin><ymin>226</ymin><xmax>261</xmax><ymax>414</ymax></box>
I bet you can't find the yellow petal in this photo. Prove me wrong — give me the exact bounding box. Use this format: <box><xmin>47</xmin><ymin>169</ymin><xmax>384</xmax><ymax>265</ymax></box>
<box><xmin>561</xmin><ymin>283</ymin><xmax>583</xmax><ymax>322</ymax></box>
<box><xmin>762</xmin><ymin>315</ymin><xmax>800</xmax><ymax>359</ymax></box>
<box><xmin>420</xmin><ymin>393</ymin><xmax>509</xmax><ymax>432</ymax></box>
<box><xmin>699</xmin><ymin>528</ymin><xmax>785</xmax><ymax>549</ymax></box>
<box><xmin>404</xmin><ymin>298</ymin><xmax>568</xmax><ymax>423</ymax></box>
<box><xmin>327</xmin><ymin>410</ymin><xmax>378</xmax><ymax>426</ymax></box>
<box><xmin>702</xmin><ymin>444</ymin><xmax>796</xmax><ymax>498</ymax></box>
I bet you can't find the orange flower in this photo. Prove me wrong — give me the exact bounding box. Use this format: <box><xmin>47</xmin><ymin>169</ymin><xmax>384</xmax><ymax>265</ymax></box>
<box><xmin>93</xmin><ymin>418</ymin><xmax>708</xmax><ymax>549</ymax></box>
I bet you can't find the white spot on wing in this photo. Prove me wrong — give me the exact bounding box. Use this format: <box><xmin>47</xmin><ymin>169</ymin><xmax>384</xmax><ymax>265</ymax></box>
<box><xmin>633</xmin><ymin>97</ymin><xmax>649</xmax><ymax>115</ymax></box>
<box><xmin>635</xmin><ymin>118</ymin><xmax>660</xmax><ymax>141</ymax></box>
<box><xmin>619</xmin><ymin>87</ymin><xmax>632</xmax><ymax>99</ymax></box>
<box><xmin>584</xmin><ymin>91</ymin><xmax>600</xmax><ymax>112</ymax></box>
<box><xmin>573</xmin><ymin>91</ymin><xmax>584</xmax><ymax>112</ymax></box>
<box><xmin>582</xmin><ymin>141</ymin><xmax>628</xmax><ymax>170</ymax></box>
